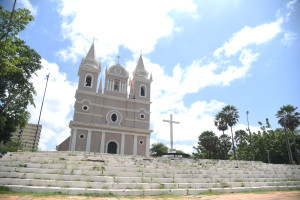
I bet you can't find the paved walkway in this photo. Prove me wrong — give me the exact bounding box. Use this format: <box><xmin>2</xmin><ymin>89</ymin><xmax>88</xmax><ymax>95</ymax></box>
<box><xmin>1</xmin><ymin>191</ymin><xmax>300</xmax><ymax>200</ymax></box>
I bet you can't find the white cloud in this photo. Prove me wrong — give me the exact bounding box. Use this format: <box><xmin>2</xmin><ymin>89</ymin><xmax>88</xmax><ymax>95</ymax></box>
<box><xmin>17</xmin><ymin>0</ymin><xmax>38</xmax><ymax>16</ymax></box>
<box><xmin>57</xmin><ymin>0</ymin><xmax>197</xmax><ymax>62</ymax></box>
<box><xmin>214</xmin><ymin>19</ymin><xmax>282</xmax><ymax>57</ymax></box>
<box><xmin>121</xmin><ymin>36</ymin><xmax>260</xmax><ymax>152</ymax></box>
<box><xmin>287</xmin><ymin>0</ymin><xmax>298</xmax><ymax>10</ymax></box>
<box><xmin>281</xmin><ymin>31</ymin><xmax>297</xmax><ymax>46</ymax></box>
<box><xmin>28</xmin><ymin>59</ymin><xmax>77</xmax><ymax>150</ymax></box>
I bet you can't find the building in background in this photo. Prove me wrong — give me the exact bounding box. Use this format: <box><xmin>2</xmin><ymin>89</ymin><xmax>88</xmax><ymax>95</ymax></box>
<box><xmin>57</xmin><ymin>43</ymin><xmax>153</xmax><ymax>156</ymax></box>
<box><xmin>11</xmin><ymin>123</ymin><xmax>42</xmax><ymax>149</ymax></box>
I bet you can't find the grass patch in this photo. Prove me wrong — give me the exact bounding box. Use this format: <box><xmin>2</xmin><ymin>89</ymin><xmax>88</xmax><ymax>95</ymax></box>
<box><xmin>59</xmin><ymin>157</ymin><xmax>66</xmax><ymax>161</ymax></box>
<box><xmin>235</xmin><ymin>179</ymin><xmax>244</xmax><ymax>182</ymax></box>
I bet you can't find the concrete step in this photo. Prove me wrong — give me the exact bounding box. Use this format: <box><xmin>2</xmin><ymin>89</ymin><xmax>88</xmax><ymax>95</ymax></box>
<box><xmin>4</xmin><ymin>184</ymin><xmax>300</xmax><ymax>196</ymax></box>
<box><xmin>1</xmin><ymin>151</ymin><xmax>300</xmax><ymax>196</ymax></box>
<box><xmin>0</xmin><ymin>162</ymin><xmax>296</xmax><ymax>179</ymax></box>
<box><xmin>1</xmin><ymin>178</ymin><xmax>299</xmax><ymax>190</ymax></box>
<box><xmin>1</xmin><ymin>171</ymin><xmax>297</xmax><ymax>184</ymax></box>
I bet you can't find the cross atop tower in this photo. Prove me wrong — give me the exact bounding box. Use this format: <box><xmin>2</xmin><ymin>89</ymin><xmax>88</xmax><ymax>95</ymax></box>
<box><xmin>163</xmin><ymin>114</ymin><xmax>180</xmax><ymax>151</ymax></box>
<box><xmin>117</xmin><ymin>55</ymin><xmax>121</xmax><ymax>64</ymax></box>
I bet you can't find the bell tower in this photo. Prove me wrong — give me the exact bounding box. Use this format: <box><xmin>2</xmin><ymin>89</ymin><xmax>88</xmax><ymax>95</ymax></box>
<box><xmin>129</xmin><ymin>55</ymin><xmax>152</xmax><ymax>101</ymax></box>
<box><xmin>77</xmin><ymin>43</ymin><xmax>101</xmax><ymax>92</ymax></box>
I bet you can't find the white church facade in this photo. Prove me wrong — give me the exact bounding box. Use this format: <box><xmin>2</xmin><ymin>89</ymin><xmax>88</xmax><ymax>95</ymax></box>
<box><xmin>57</xmin><ymin>43</ymin><xmax>153</xmax><ymax>156</ymax></box>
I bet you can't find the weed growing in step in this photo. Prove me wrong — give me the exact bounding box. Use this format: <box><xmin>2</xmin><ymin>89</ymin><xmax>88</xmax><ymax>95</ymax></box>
<box><xmin>235</xmin><ymin>179</ymin><xmax>244</xmax><ymax>182</ymax></box>
<box><xmin>156</xmin><ymin>183</ymin><xmax>166</xmax><ymax>189</ymax></box>
<box><xmin>59</xmin><ymin>157</ymin><xmax>66</xmax><ymax>161</ymax></box>
<box><xmin>102</xmin><ymin>186</ymin><xmax>109</xmax><ymax>190</ymax></box>
<box><xmin>0</xmin><ymin>186</ymin><xmax>10</xmax><ymax>193</ymax></box>
<box><xmin>18</xmin><ymin>164</ymin><xmax>27</xmax><ymax>168</ymax></box>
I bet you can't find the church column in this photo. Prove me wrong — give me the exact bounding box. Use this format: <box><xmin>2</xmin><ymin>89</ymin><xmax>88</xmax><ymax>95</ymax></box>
<box><xmin>100</xmin><ymin>131</ymin><xmax>106</xmax><ymax>153</ymax></box>
<box><xmin>86</xmin><ymin>130</ymin><xmax>91</xmax><ymax>152</ymax></box>
<box><xmin>146</xmin><ymin>135</ymin><xmax>150</xmax><ymax>157</ymax></box>
<box><xmin>70</xmin><ymin>129</ymin><xmax>77</xmax><ymax>151</ymax></box>
<box><xmin>121</xmin><ymin>134</ymin><xmax>125</xmax><ymax>155</ymax></box>
<box><xmin>133</xmin><ymin>135</ymin><xmax>137</xmax><ymax>155</ymax></box>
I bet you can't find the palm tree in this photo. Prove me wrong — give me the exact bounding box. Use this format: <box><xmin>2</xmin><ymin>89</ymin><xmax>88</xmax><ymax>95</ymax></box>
<box><xmin>221</xmin><ymin>105</ymin><xmax>239</xmax><ymax>160</ymax></box>
<box><xmin>215</xmin><ymin>112</ymin><xmax>229</xmax><ymax>159</ymax></box>
<box><xmin>198</xmin><ymin>131</ymin><xmax>219</xmax><ymax>159</ymax></box>
<box><xmin>276</xmin><ymin>105</ymin><xmax>298</xmax><ymax>164</ymax></box>
<box><xmin>214</xmin><ymin>112</ymin><xmax>228</xmax><ymax>135</ymax></box>
<box><xmin>276</xmin><ymin>105</ymin><xmax>300</xmax><ymax>164</ymax></box>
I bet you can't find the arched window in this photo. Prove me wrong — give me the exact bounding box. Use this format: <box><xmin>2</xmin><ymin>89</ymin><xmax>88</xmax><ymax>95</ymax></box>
<box><xmin>114</xmin><ymin>79</ymin><xmax>120</xmax><ymax>91</ymax></box>
<box><xmin>85</xmin><ymin>75</ymin><xmax>92</xmax><ymax>87</ymax></box>
<box><xmin>140</xmin><ymin>85</ymin><xmax>145</xmax><ymax>97</ymax></box>
<box><xmin>107</xmin><ymin>141</ymin><xmax>118</xmax><ymax>154</ymax></box>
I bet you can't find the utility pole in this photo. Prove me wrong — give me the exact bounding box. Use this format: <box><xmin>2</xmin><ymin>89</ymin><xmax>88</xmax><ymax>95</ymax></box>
<box><xmin>33</xmin><ymin>74</ymin><xmax>50</xmax><ymax>150</ymax></box>
<box><xmin>246</xmin><ymin>111</ymin><xmax>254</xmax><ymax>161</ymax></box>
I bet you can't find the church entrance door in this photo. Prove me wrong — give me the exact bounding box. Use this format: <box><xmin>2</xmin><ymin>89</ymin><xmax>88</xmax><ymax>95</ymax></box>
<box><xmin>107</xmin><ymin>141</ymin><xmax>117</xmax><ymax>154</ymax></box>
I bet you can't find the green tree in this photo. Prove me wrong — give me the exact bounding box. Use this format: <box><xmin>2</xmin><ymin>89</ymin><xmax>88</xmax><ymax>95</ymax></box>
<box><xmin>234</xmin><ymin>129</ymin><xmax>248</xmax><ymax>160</ymax></box>
<box><xmin>276</xmin><ymin>105</ymin><xmax>300</xmax><ymax>164</ymax></box>
<box><xmin>218</xmin><ymin>133</ymin><xmax>231</xmax><ymax>160</ymax></box>
<box><xmin>214</xmin><ymin>112</ymin><xmax>228</xmax><ymax>135</ymax></box>
<box><xmin>0</xmin><ymin>138</ymin><xmax>22</xmax><ymax>153</ymax></box>
<box><xmin>220</xmin><ymin>105</ymin><xmax>239</xmax><ymax>160</ymax></box>
<box><xmin>276</xmin><ymin>105</ymin><xmax>294</xmax><ymax>164</ymax></box>
<box><xmin>0</xmin><ymin>6</ymin><xmax>42</xmax><ymax>143</ymax></box>
<box><xmin>150</xmin><ymin>142</ymin><xmax>168</xmax><ymax>156</ymax></box>
<box><xmin>194</xmin><ymin>131</ymin><xmax>219</xmax><ymax>159</ymax></box>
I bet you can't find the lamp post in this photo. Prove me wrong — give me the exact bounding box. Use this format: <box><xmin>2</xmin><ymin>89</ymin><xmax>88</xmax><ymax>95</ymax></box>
<box><xmin>33</xmin><ymin>74</ymin><xmax>50</xmax><ymax>150</ymax></box>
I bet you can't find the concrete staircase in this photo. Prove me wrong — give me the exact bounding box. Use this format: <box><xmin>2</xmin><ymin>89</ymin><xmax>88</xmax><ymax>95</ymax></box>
<box><xmin>0</xmin><ymin>151</ymin><xmax>299</xmax><ymax>196</ymax></box>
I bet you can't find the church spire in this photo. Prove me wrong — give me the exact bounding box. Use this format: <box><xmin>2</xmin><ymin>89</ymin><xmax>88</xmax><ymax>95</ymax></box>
<box><xmin>133</xmin><ymin>55</ymin><xmax>148</xmax><ymax>79</ymax></box>
<box><xmin>136</xmin><ymin>55</ymin><xmax>146</xmax><ymax>71</ymax></box>
<box><xmin>85</xmin><ymin>42</ymin><xmax>97</xmax><ymax>61</ymax></box>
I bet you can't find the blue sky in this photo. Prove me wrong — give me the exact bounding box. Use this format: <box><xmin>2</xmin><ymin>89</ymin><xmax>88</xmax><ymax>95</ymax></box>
<box><xmin>1</xmin><ymin>0</ymin><xmax>299</xmax><ymax>153</ymax></box>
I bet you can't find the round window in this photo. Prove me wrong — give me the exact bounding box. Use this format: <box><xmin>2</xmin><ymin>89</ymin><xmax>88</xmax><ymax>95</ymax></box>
<box><xmin>140</xmin><ymin>114</ymin><xmax>145</xmax><ymax>119</ymax></box>
<box><xmin>111</xmin><ymin>113</ymin><xmax>117</xmax><ymax>122</ymax></box>
<box><xmin>82</xmin><ymin>105</ymin><xmax>89</xmax><ymax>111</ymax></box>
<box><xmin>79</xmin><ymin>134</ymin><xmax>85</xmax><ymax>139</ymax></box>
<box><xmin>139</xmin><ymin>140</ymin><xmax>144</xmax><ymax>145</ymax></box>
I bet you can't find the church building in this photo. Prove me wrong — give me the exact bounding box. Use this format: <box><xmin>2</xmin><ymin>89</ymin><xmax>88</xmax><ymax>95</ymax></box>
<box><xmin>57</xmin><ymin>43</ymin><xmax>153</xmax><ymax>156</ymax></box>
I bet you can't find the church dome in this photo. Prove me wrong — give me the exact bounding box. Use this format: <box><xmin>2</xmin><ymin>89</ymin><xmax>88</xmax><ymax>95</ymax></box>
<box><xmin>107</xmin><ymin>63</ymin><xmax>129</xmax><ymax>78</ymax></box>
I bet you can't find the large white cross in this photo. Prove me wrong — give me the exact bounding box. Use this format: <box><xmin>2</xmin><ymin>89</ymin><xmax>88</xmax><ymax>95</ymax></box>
<box><xmin>163</xmin><ymin>114</ymin><xmax>180</xmax><ymax>150</ymax></box>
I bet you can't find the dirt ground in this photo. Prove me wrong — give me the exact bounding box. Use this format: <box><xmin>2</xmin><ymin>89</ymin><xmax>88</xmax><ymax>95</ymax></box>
<box><xmin>1</xmin><ymin>191</ymin><xmax>300</xmax><ymax>200</ymax></box>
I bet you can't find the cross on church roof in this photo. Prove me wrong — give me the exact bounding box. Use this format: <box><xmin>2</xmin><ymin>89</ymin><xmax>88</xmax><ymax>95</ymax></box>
<box><xmin>117</xmin><ymin>55</ymin><xmax>121</xmax><ymax>64</ymax></box>
<box><xmin>163</xmin><ymin>114</ymin><xmax>180</xmax><ymax>151</ymax></box>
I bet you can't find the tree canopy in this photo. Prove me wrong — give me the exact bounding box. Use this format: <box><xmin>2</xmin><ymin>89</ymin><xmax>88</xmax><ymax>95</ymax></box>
<box><xmin>150</xmin><ymin>142</ymin><xmax>168</xmax><ymax>156</ymax></box>
<box><xmin>193</xmin><ymin>105</ymin><xmax>299</xmax><ymax>165</ymax></box>
<box><xmin>0</xmin><ymin>6</ymin><xmax>42</xmax><ymax>143</ymax></box>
